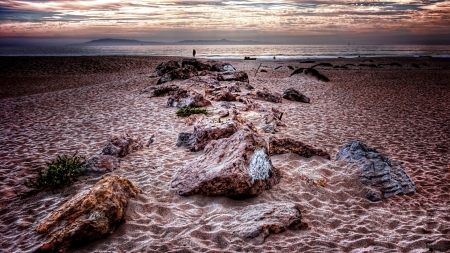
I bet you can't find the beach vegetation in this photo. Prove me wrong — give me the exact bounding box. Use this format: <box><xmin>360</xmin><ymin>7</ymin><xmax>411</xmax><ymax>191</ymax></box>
<box><xmin>176</xmin><ymin>107</ymin><xmax>208</xmax><ymax>117</ymax></box>
<box><xmin>25</xmin><ymin>152</ymin><xmax>86</xmax><ymax>190</ymax></box>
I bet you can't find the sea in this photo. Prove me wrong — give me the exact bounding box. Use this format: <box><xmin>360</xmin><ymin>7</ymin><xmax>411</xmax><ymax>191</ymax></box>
<box><xmin>1</xmin><ymin>44</ymin><xmax>449</xmax><ymax>59</ymax></box>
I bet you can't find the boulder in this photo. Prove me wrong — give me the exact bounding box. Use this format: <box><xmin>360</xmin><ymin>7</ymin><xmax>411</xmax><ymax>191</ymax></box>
<box><xmin>282</xmin><ymin>88</ymin><xmax>310</xmax><ymax>103</ymax></box>
<box><xmin>167</xmin><ymin>89</ymin><xmax>212</xmax><ymax>108</ymax></box>
<box><xmin>181</xmin><ymin>58</ymin><xmax>211</xmax><ymax>71</ymax></box>
<box><xmin>234</xmin><ymin>203</ymin><xmax>308</xmax><ymax>244</ymax></box>
<box><xmin>176</xmin><ymin>121</ymin><xmax>238</xmax><ymax>151</ymax></box>
<box><xmin>336</xmin><ymin>140</ymin><xmax>416</xmax><ymax>200</ymax></box>
<box><xmin>84</xmin><ymin>155</ymin><xmax>120</xmax><ymax>173</ymax></box>
<box><xmin>217</xmin><ymin>71</ymin><xmax>249</xmax><ymax>83</ymax></box>
<box><xmin>156</xmin><ymin>60</ymin><xmax>180</xmax><ymax>76</ymax></box>
<box><xmin>157</xmin><ymin>65</ymin><xmax>198</xmax><ymax>84</ymax></box>
<box><xmin>171</xmin><ymin>129</ymin><xmax>281</xmax><ymax>198</ymax></box>
<box><xmin>304</xmin><ymin>68</ymin><xmax>330</xmax><ymax>82</ymax></box>
<box><xmin>253</xmin><ymin>88</ymin><xmax>282</xmax><ymax>103</ymax></box>
<box><xmin>140</xmin><ymin>84</ymin><xmax>179</xmax><ymax>97</ymax></box>
<box><xmin>211</xmin><ymin>62</ymin><xmax>236</xmax><ymax>72</ymax></box>
<box><xmin>269</xmin><ymin>137</ymin><xmax>331</xmax><ymax>159</ymax></box>
<box><xmin>206</xmin><ymin>87</ymin><xmax>237</xmax><ymax>101</ymax></box>
<box><xmin>36</xmin><ymin>175</ymin><xmax>141</xmax><ymax>252</ymax></box>
<box><xmin>101</xmin><ymin>132</ymin><xmax>144</xmax><ymax>158</ymax></box>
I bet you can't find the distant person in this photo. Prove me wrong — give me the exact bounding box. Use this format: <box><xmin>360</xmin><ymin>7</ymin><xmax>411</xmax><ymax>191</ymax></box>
<box><xmin>193</xmin><ymin>49</ymin><xmax>196</xmax><ymax>58</ymax></box>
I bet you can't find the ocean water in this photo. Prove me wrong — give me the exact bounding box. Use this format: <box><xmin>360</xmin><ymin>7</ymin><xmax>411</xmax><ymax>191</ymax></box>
<box><xmin>1</xmin><ymin>44</ymin><xmax>449</xmax><ymax>59</ymax></box>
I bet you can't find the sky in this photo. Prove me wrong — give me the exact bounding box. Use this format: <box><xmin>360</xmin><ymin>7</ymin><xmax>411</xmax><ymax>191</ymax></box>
<box><xmin>1</xmin><ymin>0</ymin><xmax>450</xmax><ymax>45</ymax></box>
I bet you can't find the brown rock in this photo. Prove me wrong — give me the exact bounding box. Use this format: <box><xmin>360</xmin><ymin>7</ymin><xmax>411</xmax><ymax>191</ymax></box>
<box><xmin>167</xmin><ymin>89</ymin><xmax>212</xmax><ymax>108</ymax></box>
<box><xmin>234</xmin><ymin>203</ymin><xmax>308</xmax><ymax>244</ymax></box>
<box><xmin>186</xmin><ymin>75</ymin><xmax>220</xmax><ymax>88</ymax></box>
<box><xmin>101</xmin><ymin>132</ymin><xmax>144</xmax><ymax>158</ymax></box>
<box><xmin>253</xmin><ymin>88</ymin><xmax>282</xmax><ymax>103</ymax></box>
<box><xmin>176</xmin><ymin>121</ymin><xmax>238</xmax><ymax>151</ymax></box>
<box><xmin>217</xmin><ymin>71</ymin><xmax>249</xmax><ymax>83</ymax></box>
<box><xmin>140</xmin><ymin>84</ymin><xmax>179</xmax><ymax>97</ymax></box>
<box><xmin>171</xmin><ymin>129</ymin><xmax>281</xmax><ymax>198</ymax></box>
<box><xmin>36</xmin><ymin>175</ymin><xmax>141</xmax><ymax>252</ymax></box>
<box><xmin>181</xmin><ymin>58</ymin><xmax>211</xmax><ymax>71</ymax></box>
<box><xmin>84</xmin><ymin>155</ymin><xmax>120</xmax><ymax>173</ymax></box>
<box><xmin>269</xmin><ymin>136</ymin><xmax>330</xmax><ymax>159</ymax></box>
<box><xmin>157</xmin><ymin>65</ymin><xmax>198</xmax><ymax>84</ymax></box>
<box><xmin>156</xmin><ymin>60</ymin><xmax>180</xmax><ymax>76</ymax></box>
<box><xmin>282</xmin><ymin>88</ymin><xmax>310</xmax><ymax>103</ymax></box>
<box><xmin>206</xmin><ymin>87</ymin><xmax>237</xmax><ymax>101</ymax></box>
<box><xmin>211</xmin><ymin>62</ymin><xmax>236</xmax><ymax>72</ymax></box>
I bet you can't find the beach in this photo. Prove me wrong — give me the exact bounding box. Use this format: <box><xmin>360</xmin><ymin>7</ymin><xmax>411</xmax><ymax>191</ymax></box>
<box><xmin>0</xmin><ymin>56</ymin><xmax>449</xmax><ymax>252</ymax></box>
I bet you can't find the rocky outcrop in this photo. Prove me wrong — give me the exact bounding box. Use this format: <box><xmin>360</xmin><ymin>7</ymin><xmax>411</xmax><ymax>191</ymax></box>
<box><xmin>156</xmin><ymin>60</ymin><xmax>180</xmax><ymax>76</ymax></box>
<box><xmin>336</xmin><ymin>140</ymin><xmax>416</xmax><ymax>201</ymax></box>
<box><xmin>171</xmin><ymin>129</ymin><xmax>281</xmax><ymax>198</ymax></box>
<box><xmin>140</xmin><ymin>84</ymin><xmax>179</xmax><ymax>97</ymax></box>
<box><xmin>282</xmin><ymin>88</ymin><xmax>310</xmax><ymax>103</ymax></box>
<box><xmin>269</xmin><ymin>137</ymin><xmax>331</xmax><ymax>159</ymax></box>
<box><xmin>253</xmin><ymin>88</ymin><xmax>282</xmax><ymax>103</ymax></box>
<box><xmin>36</xmin><ymin>175</ymin><xmax>141</xmax><ymax>252</ymax></box>
<box><xmin>176</xmin><ymin>121</ymin><xmax>238</xmax><ymax>151</ymax></box>
<box><xmin>211</xmin><ymin>62</ymin><xmax>236</xmax><ymax>72</ymax></box>
<box><xmin>101</xmin><ymin>132</ymin><xmax>144</xmax><ymax>158</ymax></box>
<box><xmin>84</xmin><ymin>155</ymin><xmax>120</xmax><ymax>173</ymax></box>
<box><xmin>234</xmin><ymin>203</ymin><xmax>308</xmax><ymax>244</ymax></box>
<box><xmin>167</xmin><ymin>89</ymin><xmax>212</xmax><ymax>108</ymax></box>
<box><xmin>217</xmin><ymin>71</ymin><xmax>249</xmax><ymax>83</ymax></box>
<box><xmin>181</xmin><ymin>58</ymin><xmax>211</xmax><ymax>71</ymax></box>
<box><xmin>206</xmin><ymin>87</ymin><xmax>237</xmax><ymax>101</ymax></box>
<box><xmin>157</xmin><ymin>65</ymin><xmax>198</xmax><ymax>84</ymax></box>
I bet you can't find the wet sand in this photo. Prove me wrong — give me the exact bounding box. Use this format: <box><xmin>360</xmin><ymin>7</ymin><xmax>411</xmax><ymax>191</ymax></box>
<box><xmin>0</xmin><ymin>56</ymin><xmax>449</xmax><ymax>252</ymax></box>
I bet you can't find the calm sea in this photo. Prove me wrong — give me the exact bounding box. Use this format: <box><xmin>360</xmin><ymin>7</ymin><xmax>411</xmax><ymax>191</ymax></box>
<box><xmin>1</xmin><ymin>45</ymin><xmax>449</xmax><ymax>59</ymax></box>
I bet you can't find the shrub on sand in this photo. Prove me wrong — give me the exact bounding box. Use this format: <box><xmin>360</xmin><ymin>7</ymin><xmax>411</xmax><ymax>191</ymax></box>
<box><xmin>176</xmin><ymin>107</ymin><xmax>208</xmax><ymax>117</ymax></box>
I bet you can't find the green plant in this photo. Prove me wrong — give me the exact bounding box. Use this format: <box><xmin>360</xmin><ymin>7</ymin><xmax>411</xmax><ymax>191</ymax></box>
<box><xmin>26</xmin><ymin>152</ymin><xmax>86</xmax><ymax>190</ymax></box>
<box><xmin>176</xmin><ymin>107</ymin><xmax>208</xmax><ymax>117</ymax></box>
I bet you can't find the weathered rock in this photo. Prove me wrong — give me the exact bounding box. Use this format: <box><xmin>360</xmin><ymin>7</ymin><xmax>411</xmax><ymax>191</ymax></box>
<box><xmin>84</xmin><ymin>155</ymin><xmax>120</xmax><ymax>173</ymax></box>
<box><xmin>260</xmin><ymin>69</ymin><xmax>267</xmax><ymax>73</ymax></box>
<box><xmin>181</xmin><ymin>58</ymin><xmax>211</xmax><ymax>71</ymax></box>
<box><xmin>185</xmin><ymin>75</ymin><xmax>220</xmax><ymax>88</ymax></box>
<box><xmin>101</xmin><ymin>132</ymin><xmax>144</xmax><ymax>158</ymax></box>
<box><xmin>156</xmin><ymin>60</ymin><xmax>180</xmax><ymax>76</ymax></box>
<box><xmin>269</xmin><ymin>137</ymin><xmax>331</xmax><ymax>159</ymax></box>
<box><xmin>253</xmin><ymin>88</ymin><xmax>282</xmax><ymax>103</ymax></box>
<box><xmin>217</xmin><ymin>71</ymin><xmax>249</xmax><ymax>83</ymax></box>
<box><xmin>176</xmin><ymin>121</ymin><xmax>238</xmax><ymax>151</ymax></box>
<box><xmin>167</xmin><ymin>89</ymin><xmax>212</xmax><ymax>108</ymax></box>
<box><xmin>336</xmin><ymin>140</ymin><xmax>417</xmax><ymax>200</ymax></box>
<box><xmin>171</xmin><ymin>129</ymin><xmax>281</xmax><ymax>198</ymax></box>
<box><xmin>211</xmin><ymin>62</ymin><xmax>236</xmax><ymax>72</ymax></box>
<box><xmin>184</xmin><ymin>113</ymin><xmax>208</xmax><ymax>126</ymax></box>
<box><xmin>206</xmin><ymin>88</ymin><xmax>237</xmax><ymax>101</ymax></box>
<box><xmin>234</xmin><ymin>203</ymin><xmax>308</xmax><ymax>244</ymax></box>
<box><xmin>140</xmin><ymin>84</ymin><xmax>179</xmax><ymax>97</ymax></box>
<box><xmin>157</xmin><ymin>65</ymin><xmax>198</xmax><ymax>84</ymax></box>
<box><xmin>282</xmin><ymin>88</ymin><xmax>310</xmax><ymax>103</ymax></box>
<box><xmin>304</xmin><ymin>68</ymin><xmax>330</xmax><ymax>82</ymax></box>
<box><xmin>238</xmin><ymin>97</ymin><xmax>267</xmax><ymax>112</ymax></box>
<box><xmin>36</xmin><ymin>175</ymin><xmax>141</xmax><ymax>252</ymax></box>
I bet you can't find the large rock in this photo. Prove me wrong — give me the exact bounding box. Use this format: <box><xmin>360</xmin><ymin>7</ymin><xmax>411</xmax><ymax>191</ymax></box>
<box><xmin>217</xmin><ymin>71</ymin><xmax>249</xmax><ymax>83</ymax></box>
<box><xmin>269</xmin><ymin>137</ymin><xmax>330</xmax><ymax>159</ymax></box>
<box><xmin>282</xmin><ymin>88</ymin><xmax>310</xmax><ymax>103</ymax></box>
<box><xmin>253</xmin><ymin>88</ymin><xmax>282</xmax><ymax>103</ymax></box>
<box><xmin>211</xmin><ymin>62</ymin><xmax>236</xmax><ymax>72</ymax></box>
<box><xmin>336</xmin><ymin>140</ymin><xmax>416</xmax><ymax>200</ymax></box>
<box><xmin>206</xmin><ymin>87</ymin><xmax>237</xmax><ymax>101</ymax></box>
<box><xmin>139</xmin><ymin>84</ymin><xmax>179</xmax><ymax>97</ymax></box>
<box><xmin>84</xmin><ymin>155</ymin><xmax>120</xmax><ymax>173</ymax></box>
<box><xmin>176</xmin><ymin>121</ymin><xmax>238</xmax><ymax>151</ymax></box>
<box><xmin>185</xmin><ymin>75</ymin><xmax>220</xmax><ymax>88</ymax></box>
<box><xmin>234</xmin><ymin>203</ymin><xmax>308</xmax><ymax>244</ymax></box>
<box><xmin>156</xmin><ymin>60</ymin><xmax>180</xmax><ymax>76</ymax></box>
<box><xmin>167</xmin><ymin>89</ymin><xmax>212</xmax><ymax>108</ymax></box>
<box><xmin>171</xmin><ymin>129</ymin><xmax>281</xmax><ymax>198</ymax></box>
<box><xmin>181</xmin><ymin>58</ymin><xmax>211</xmax><ymax>71</ymax></box>
<box><xmin>101</xmin><ymin>132</ymin><xmax>144</xmax><ymax>158</ymax></box>
<box><xmin>157</xmin><ymin>65</ymin><xmax>198</xmax><ymax>84</ymax></box>
<box><xmin>36</xmin><ymin>175</ymin><xmax>141</xmax><ymax>252</ymax></box>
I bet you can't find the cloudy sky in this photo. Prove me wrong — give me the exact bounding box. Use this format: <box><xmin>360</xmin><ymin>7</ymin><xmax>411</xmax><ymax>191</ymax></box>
<box><xmin>1</xmin><ymin>0</ymin><xmax>450</xmax><ymax>45</ymax></box>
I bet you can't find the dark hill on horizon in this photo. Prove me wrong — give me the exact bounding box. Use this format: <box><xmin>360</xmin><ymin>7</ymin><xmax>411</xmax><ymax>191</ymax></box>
<box><xmin>69</xmin><ymin>38</ymin><xmax>269</xmax><ymax>46</ymax></box>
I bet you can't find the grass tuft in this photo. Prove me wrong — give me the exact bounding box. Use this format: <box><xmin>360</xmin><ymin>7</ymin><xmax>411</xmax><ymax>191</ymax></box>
<box><xmin>176</xmin><ymin>107</ymin><xmax>208</xmax><ymax>117</ymax></box>
<box><xmin>25</xmin><ymin>152</ymin><xmax>86</xmax><ymax>190</ymax></box>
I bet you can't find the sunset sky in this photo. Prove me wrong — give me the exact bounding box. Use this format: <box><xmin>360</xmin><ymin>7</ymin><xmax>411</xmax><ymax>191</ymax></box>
<box><xmin>1</xmin><ymin>0</ymin><xmax>450</xmax><ymax>45</ymax></box>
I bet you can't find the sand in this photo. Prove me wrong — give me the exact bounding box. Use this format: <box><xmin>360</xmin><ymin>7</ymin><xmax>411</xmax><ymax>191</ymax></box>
<box><xmin>0</xmin><ymin>56</ymin><xmax>449</xmax><ymax>252</ymax></box>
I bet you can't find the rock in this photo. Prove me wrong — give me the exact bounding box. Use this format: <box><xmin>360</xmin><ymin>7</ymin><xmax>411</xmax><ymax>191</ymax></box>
<box><xmin>167</xmin><ymin>89</ymin><xmax>212</xmax><ymax>108</ymax></box>
<box><xmin>101</xmin><ymin>132</ymin><xmax>144</xmax><ymax>158</ymax></box>
<box><xmin>186</xmin><ymin>75</ymin><xmax>220</xmax><ymax>88</ymax></box>
<box><xmin>157</xmin><ymin>65</ymin><xmax>198</xmax><ymax>84</ymax></box>
<box><xmin>238</xmin><ymin>97</ymin><xmax>267</xmax><ymax>112</ymax></box>
<box><xmin>336</xmin><ymin>140</ymin><xmax>417</xmax><ymax>200</ymax></box>
<box><xmin>220</xmin><ymin>101</ymin><xmax>236</xmax><ymax>109</ymax></box>
<box><xmin>176</xmin><ymin>121</ymin><xmax>238</xmax><ymax>151</ymax></box>
<box><xmin>84</xmin><ymin>155</ymin><xmax>120</xmax><ymax>173</ymax></box>
<box><xmin>36</xmin><ymin>175</ymin><xmax>141</xmax><ymax>252</ymax></box>
<box><xmin>253</xmin><ymin>88</ymin><xmax>282</xmax><ymax>103</ymax></box>
<box><xmin>234</xmin><ymin>203</ymin><xmax>308</xmax><ymax>244</ymax></box>
<box><xmin>282</xmin><ymin>88</ymin><xmax>310</xmax><ymax>103</ymax></box>
<box><xmin>227</xmin><ymin>83</ymin><xmax>241</xmax><ymax>93</ymax></box>
<box><xmin>290</xmin><ymin>68</ymin><xmax>305</xmax><ymax>77</ymax></box>
<box><xmin>206</xmin><ymin>87</ymin><xmax>237</xmax><ymax>101</ymax></box>
<box><xmin>171</xmin><ymin>129</ymin><xmax>281</xmax><ymax>198</ymax></box>
<box><xmin>366</xmin><ymin>189</ymin><xmax>383</xmax><ymax>202</ymax></box>
<box><xmin>211</xmin><ymin>62</ymin><xmax>236</xmax><ymax>72</ymax></box>
<box><xmin>304</xmin><ymin>68</ymin><xmax>330</xmax><ymax>82</ymax></box>
<box><xmin>140</xmin><ymin>84</ymin><xmax>179</xmax><ymax>97</ymax></box>
<box><xmin>181</xmin><ymin>58</ymin><xmax>211</xmax><ymax>71</ymax></box>
<box><xmin>260</xmin><ymin>69</ymin><xmax>267</xmax><ymax>72</ymax></box>
<box><xmin>184</xmin><ymin>113</ymin><xmax>208</xmax><ymax>126</ymax></box>
<box><xmin>269</xmin><ymin>137</ymin><xmax>331</xmax><ymax>159</ymax></box>
<box><xmin>287</xmin><ymin>66</ymin><xmax>294</xmax><ymax>70</ymax></box>
<box><xmin>217</xmin><ymin>71</ymin><xmax>249</xmax><ymax>83</ymax></box>
<box><xmin>156</xmin><ymin>60</ymin><xmax>180</xmax><ymax>76</ymax></box>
